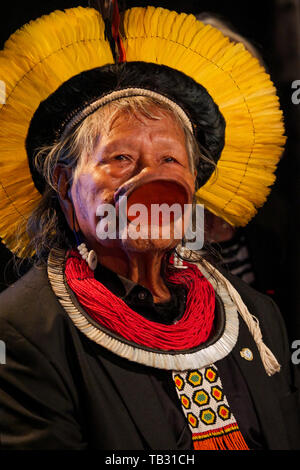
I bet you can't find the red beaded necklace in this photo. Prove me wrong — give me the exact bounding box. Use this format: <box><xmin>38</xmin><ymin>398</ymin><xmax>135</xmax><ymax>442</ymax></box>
<box><xmin>65</xmin><ymin>250</ymin><xmax>215</xmax><ymax>351</ymax></box>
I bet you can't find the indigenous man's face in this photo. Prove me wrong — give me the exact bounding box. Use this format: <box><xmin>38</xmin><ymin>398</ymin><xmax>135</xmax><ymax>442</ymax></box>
<box><xmin>71</xmin><ymin>108</ymin><xmax>196</xmax><ymax>254</ymax></box>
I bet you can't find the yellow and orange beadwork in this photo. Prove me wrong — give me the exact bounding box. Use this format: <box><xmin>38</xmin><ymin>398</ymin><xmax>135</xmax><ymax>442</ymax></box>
<box><xmin>173</xmin><ymin>365</ymin><xmax>249</xmax><ymax>450</ymax></box>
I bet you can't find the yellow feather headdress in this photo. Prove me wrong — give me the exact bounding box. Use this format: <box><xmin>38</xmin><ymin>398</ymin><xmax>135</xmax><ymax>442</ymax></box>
<box><xmin>0</xmin><ymin>6</ymin><xmax>286</xmax><ymax>256</ymax></box>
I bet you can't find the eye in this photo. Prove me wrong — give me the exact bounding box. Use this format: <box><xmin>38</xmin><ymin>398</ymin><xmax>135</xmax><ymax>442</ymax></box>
<box><xmin>163</xmin><ymin>156</ymin><xmax>177</xmax><ymax>163</ymax></box>
<box><xmin>113</xmin><ymin>154</ymin><xmax>130</xmax><ymax>162</ymax></box>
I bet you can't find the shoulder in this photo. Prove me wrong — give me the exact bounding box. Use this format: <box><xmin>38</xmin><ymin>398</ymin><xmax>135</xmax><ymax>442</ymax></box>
<box><xmin>0</xmin><ymin>264</ymin><xmax>64</xmax><ymax>321</ymax></box>
<box><xmin>0</xmin><ymin>264</ymin><xmax>76</xmax><ymax>361</ymax></box>
<box><xmin>219</xmin><ymin>266</ymin><xmax>287</xmax><ymax>339</ymax></box>
<box><xmin>216</xmin><ymin>265</ymin><xmax>296</xmax><ymax>384</ymax></box>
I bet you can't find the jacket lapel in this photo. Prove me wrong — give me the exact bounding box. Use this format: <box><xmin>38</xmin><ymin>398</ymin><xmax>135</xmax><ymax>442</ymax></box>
<box><xmin>230</xmin><ymin>317</ymin><xmax>290</xmax><ymax>449</ymax></box>
<box><xmin>97</xmin><ymin>350</ymin><xmax>178</xmax><ymax>450</ymax></box>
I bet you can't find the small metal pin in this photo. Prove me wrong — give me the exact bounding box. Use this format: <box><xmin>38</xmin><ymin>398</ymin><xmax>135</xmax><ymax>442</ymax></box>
<box><xmin>240</xmin><ymin>348</ymin><xmax>253</xmax><ymax>361</ymax></box>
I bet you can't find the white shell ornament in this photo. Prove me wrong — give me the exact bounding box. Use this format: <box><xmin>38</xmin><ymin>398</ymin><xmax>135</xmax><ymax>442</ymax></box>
<box><xmin>77</xmin><ymin>243</ymin><xmax>98</xmax><ymax>270</ymax></box>
<box><xmin>87</xmin><ymin>250</ymin><xmax>98</xmax><ymax>271</ymax></box>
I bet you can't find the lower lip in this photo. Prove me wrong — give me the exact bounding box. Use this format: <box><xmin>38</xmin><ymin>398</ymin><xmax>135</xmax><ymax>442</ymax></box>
<box><xmin>126</xmin><ymin>180</ymin><xmax>189</xmax><ymax>226</ymax></box>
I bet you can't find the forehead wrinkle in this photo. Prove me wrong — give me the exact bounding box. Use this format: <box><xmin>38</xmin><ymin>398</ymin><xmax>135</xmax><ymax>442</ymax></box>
<box><xmin>108</xmin><ymin>110</ymin><xmax>150</xmax><ymax>135</ymax></box>
<box><xmin>100</xmin><ymin>129</ymin><xmax>186</xmax><ymax>157</ymax></box>
<box><xmin>104</xmin><ymin>102</ymin><xmax>182</xmax><ymax>133</ymax></box>
<box><xmin>108</xmin><ymin>110</ymin><xmax>184</xmax><ymax>139</ymax></box>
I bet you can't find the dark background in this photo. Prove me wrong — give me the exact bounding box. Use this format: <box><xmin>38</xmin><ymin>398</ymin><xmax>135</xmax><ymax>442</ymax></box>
<box><xmin>0</xmin><ymin>0</ymin><xmax>299</xmax><ymax>342</ymax></box>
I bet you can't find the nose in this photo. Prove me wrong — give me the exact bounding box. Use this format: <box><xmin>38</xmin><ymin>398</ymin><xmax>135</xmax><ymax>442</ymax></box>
<box><xmin>114</xmin><ymin>154</ymin><xmax>159</xmax><ymax>203</ymax></box>
<box><xmin>114</xmin><ymin>167</ymin><xmax>155</xmax><ymax>203</ymax></box>
<box><xmin>135</xmin><ymin>153</ymin><xmax>160</xmax><ymax>175</ymax></box>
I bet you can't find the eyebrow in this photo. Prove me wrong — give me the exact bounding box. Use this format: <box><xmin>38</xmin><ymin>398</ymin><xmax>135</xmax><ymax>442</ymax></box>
<box><xmin>100</xmin><ymin>135</ymin><xmax>186</xmax><ymax>153</ymax></box>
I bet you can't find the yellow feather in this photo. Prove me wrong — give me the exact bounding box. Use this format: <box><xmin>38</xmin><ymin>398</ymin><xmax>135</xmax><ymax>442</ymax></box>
<box><xmin>0</xmin><ymin>7</ymin><xmax>114</xmax><ymax>255</ymax></box>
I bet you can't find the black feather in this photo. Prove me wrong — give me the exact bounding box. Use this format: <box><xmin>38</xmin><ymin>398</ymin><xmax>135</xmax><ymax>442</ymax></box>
<box><xmin>88</xmin><ymin>0</ymin><xmax>117</xmax><ymax>61</ymax></box>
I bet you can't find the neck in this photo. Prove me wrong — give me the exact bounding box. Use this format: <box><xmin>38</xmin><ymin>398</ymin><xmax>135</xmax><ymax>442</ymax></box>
<box><xmin>94</xmin><ymin>245</ymin><xmax>171</xmax><ymax>303</ymax></box>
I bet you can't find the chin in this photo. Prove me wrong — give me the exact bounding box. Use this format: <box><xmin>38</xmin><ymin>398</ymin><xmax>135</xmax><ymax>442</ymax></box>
<box><xmin>120</xmin><ymin>236</ymin><xmax>178</xmax><ymax>253</ymax></box>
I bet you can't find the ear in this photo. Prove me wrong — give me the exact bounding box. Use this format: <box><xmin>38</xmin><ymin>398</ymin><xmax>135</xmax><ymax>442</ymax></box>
<box><xmin>53</xmin><ymin>165</ymin><xmax>79</xmax><ymax>232</ymax></box>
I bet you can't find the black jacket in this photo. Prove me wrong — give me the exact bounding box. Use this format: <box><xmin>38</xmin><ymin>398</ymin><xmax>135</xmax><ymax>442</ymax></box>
<box><xmin>0</xmin><ymin>265</ymin><xmax>299</xmax><ymax>450</ymax></box>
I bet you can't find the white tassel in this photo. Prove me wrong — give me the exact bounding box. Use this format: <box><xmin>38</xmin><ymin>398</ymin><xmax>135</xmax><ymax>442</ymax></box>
<box><xmin>202</xmin><ymin>259</ymin><xmax>281</xmax><ymax>376</ymax></box>
<box><xmin>177</xmin><ymin>246</ymin><xmax>281</xmax><ymax>376</ymax></box>
<box><xmin>173</xmin><ymin>250</ymin><xmax>188</xmax><ymax>269</ymax></box>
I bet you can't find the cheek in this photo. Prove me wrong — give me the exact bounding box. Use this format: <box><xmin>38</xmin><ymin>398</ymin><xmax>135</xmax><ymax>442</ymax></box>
<box><xmin>72</xmin><ymin>171</ymin><xmax>116</xmax><ymax>223</ymax></box>
<box><xmin>72</xmin><ymin>178</ymin><xmax>91</xmax><ymax>221</ymax></box>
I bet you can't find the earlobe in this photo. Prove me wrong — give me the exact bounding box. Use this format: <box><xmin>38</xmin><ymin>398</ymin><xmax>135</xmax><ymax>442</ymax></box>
<box><xmin>53</xmin><ymin>165</ymin><xmax>77</xmax><ymax>231</ymax></box>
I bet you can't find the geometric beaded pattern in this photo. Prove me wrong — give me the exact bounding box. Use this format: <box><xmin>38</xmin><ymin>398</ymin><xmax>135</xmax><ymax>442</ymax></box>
<box><xmin>172</xmin><ymin>364</ymin><xmax>241</xmax><ymax>443</ymax></box>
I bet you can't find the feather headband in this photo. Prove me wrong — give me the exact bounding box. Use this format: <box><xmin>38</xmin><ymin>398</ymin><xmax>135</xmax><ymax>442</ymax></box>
<box><xmin>0</xmin><ymin>6</ymin><xmax>286</xmax><ymax>256</ymax></box>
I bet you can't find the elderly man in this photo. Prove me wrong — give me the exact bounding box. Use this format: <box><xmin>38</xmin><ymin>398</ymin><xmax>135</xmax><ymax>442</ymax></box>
<box><xmin>0</xmin><ymin>5</ymin><xmax>299</xmax><ymax>450</ymax></box>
